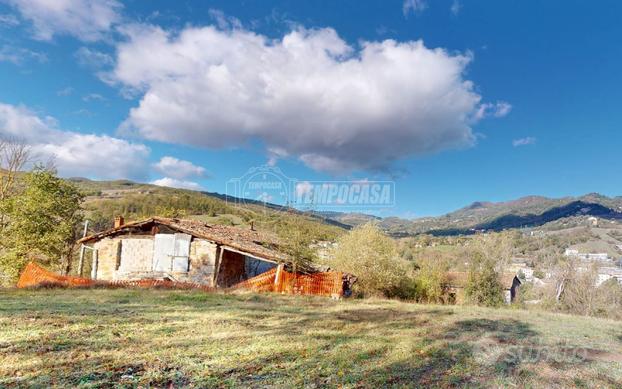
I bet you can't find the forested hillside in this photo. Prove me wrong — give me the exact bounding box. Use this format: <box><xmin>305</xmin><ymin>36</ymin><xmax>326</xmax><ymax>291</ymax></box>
<box><xmin>69</xmin><ymin>178</ymin><xmax>345</xmax><ymax>241</ymax></box>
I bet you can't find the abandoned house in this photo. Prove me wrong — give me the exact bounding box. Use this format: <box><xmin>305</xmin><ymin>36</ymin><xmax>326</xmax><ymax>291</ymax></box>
<box><xmin>77</xmin><ymin>216</ymin><xmax>287</xmax><ymax>288</ymax></box>
<box><xmin>445</xmin><ymin>272</ymin><xmax>522</xmax><ymax>304</ymax></box>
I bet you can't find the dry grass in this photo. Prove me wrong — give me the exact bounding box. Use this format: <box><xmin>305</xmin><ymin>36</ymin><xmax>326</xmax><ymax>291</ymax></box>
<box><xmin>1</xmin><ymin>289</ymin><xmax>621</xmax><ymax>388</ymax></box>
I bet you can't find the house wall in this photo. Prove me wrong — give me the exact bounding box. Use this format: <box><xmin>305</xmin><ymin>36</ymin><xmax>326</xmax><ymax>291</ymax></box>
<box><xmin>118</xmin><ymin>238</ymin><xmax>153</xmax><ymax>274</ymax></box>
<box><xmin>186</xmin><ymin>239</ymin><xmax>218</xmax><ymax>285</ymax></box>
<box><xmin>92</xmin><ymin>236</ymin><xmax>219</xmax><ymax>286</ymax></box>
<box><xmin>93</xmin><ymin>238</ymin><xmax>121</xmax><ymax>280</ymax></box>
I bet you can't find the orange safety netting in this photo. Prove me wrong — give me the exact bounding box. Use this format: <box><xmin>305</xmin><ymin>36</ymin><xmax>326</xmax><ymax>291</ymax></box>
<box><xmin>16</xmin><ymin>262</ymin><xmax>215</xmax><ymax>291</ymax></box>
<box><xmin>231</xmin><ymin>265</ymin><xmax>345</xmax><ymax>298</ymax></box>
<box><xmin>17</xmin><ymin>262</ymin><xmax>345</xmax><ymax>298</ymax></box>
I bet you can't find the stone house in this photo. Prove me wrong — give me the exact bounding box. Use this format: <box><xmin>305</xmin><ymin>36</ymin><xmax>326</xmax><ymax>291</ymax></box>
<box><xmin>445</xmin><ymin>271</ymin><xmax>522</xmax><ymax>304</ymax></box>
<box><xmin>78</xmin><ymin>216</ymin><xmax>286</xmax><ymax>287</ymax></box>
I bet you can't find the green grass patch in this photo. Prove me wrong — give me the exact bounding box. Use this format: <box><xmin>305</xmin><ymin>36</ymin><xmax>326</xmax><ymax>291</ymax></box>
<box><xmin>1</xmin><ymin>289</ymin><xmax>621</xmax><ymax>387</ymax></box>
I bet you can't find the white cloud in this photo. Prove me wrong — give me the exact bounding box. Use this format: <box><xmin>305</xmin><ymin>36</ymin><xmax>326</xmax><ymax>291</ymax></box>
<box><xmin>56</xmin><ymin>86</ymin><xmax>73</xmax><ymax>96</ymax></box>
<box><xmin>0</xmin><ymin>13</ymin><xmax>19</xmax><ymax>27</ymax></box>
<box><xmin>5</xmin><ymin>0</ymin><xmax>122</xmax><ymax>42</ymax></box>
<box><xmin>0</xmin><ymin>102</ymin><xmax>150</xmax><ymax>179</ymax></box>
<box><xmin>152</xmin><ymin>156</ymin><xmax>206</xmax><ymax>180</ymax></box>
<box><xmin>403</xmin><ymin>0</ymin><xmax>427</xmax><ymax>16</ymax></box>
<box><xmin>475</xmin><ymin>101</ymin><xmax>512</xmax><ymax>120</ymax></box>
<box><xmin>75</xmin><ymin>47</ymin><xmax>114</xmax><ymax>68</ymax></box>
<box><xmin>450</xmin><ymin>0</ymin><xmax>462</xmax><ymax>16</ymax></box>
<box><xmin>82</xmin><ymin>93</ymin><xmax>106</xmax><ymax>102</ymax></box>
<box><xmin>111</xmin><ymin>23</ymin><xmax>497</xmax><ymax>174</ymax></box>
<box><xmin>512</xmin><ymin>137</ymin><xmax>536</xmax><ymax>147</ymax></box>
<box><xmin>295</xmin><ymin>181</ymin><xmax>313</xmax><ymax>197</ymax></box>
<box><xmin>0</xmin><ymin>44</ymin><xmax>47</xmax><ymax>64</ymax></box>
<box><xmin>151</xmin><ymin>177</ymin><xmax>203</xmax><ymax>191</ymax></box>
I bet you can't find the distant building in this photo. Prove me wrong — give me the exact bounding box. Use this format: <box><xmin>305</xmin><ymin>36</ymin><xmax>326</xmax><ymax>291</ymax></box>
<box><xmin>564</xmin><ymin>248</ymin><xmax>609</xmax><ymax>261</ymax></box>
<box><xmin>596</xmin><ymin>267</ymin><xmax>622</xmax><ymax>286</ymax></box>
<box><xmin>445</xmin><ymin>272</ymin><xmax>521</xmax><ymax>304</ymax></box>
<box><xmin>507</xmin><ymin>262</ymin><xmax>534</xmax><ymax>282</ymax></box>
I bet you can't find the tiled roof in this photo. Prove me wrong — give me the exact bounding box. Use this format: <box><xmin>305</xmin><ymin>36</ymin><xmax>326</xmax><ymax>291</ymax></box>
<box><xmin>78</xmin><ymin>217</ymin><xmax>286</xmax><ymax>262</ymax></box>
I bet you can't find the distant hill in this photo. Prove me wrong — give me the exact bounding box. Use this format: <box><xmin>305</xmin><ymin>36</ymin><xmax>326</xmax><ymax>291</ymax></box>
<box><xmin>319</xmin><ymin>193</ymin><xmax>622</xmax><ymax>237</ymax></box>
<box><xmin>67</xmin><ymin>177</ymin><xmax>349</xmax><ymax>240</ymax></box>
<box><xmin>398</xmin><ymin>194</ymin><xmax>621</xmax><ymax>236</ymax></box>
<box><xmin>67</xmin><ymin>177</ymin><xmax>622</xmax><ymax>239</ymax></box>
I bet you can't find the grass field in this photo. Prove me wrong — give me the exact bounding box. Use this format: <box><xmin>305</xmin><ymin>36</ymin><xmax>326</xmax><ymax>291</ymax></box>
<box><xmin>1</xmin><ymin>289</ymin><xmax>621</xmax><ymax>388</ymax></box>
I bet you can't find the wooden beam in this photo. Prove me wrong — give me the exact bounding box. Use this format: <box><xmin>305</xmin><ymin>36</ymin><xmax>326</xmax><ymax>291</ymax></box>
<box><xmin>77</xmin><ymin>245</ymin><xmax>86</xmax><ymax>277</ymax></box>
<box><xmin>274</xmin><ymin>263</ymin><xmax>284</xmax><ymax>293</ymax></box>
<box><xmin>213</xmin><ymin>246</ymin><xmax>225</xmax><ymax>288</ymax></box>
<box><xmin>90</xmin><ymin>249</ymin><xmax>98</xmax><ymax>280</ymax></box>
<box><xmin>220</xmin><ymin>245</ymin><xmax>277</xmax><ymax>264</ymax></box>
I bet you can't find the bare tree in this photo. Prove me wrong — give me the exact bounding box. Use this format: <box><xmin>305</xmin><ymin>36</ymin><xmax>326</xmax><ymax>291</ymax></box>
<box><xmin>0</xmin><ymin>140</ymin><xmax>31</xmax><ymax>201</ymax></box>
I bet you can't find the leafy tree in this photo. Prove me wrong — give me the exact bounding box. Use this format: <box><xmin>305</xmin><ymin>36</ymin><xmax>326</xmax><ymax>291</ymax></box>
<box><xmin>413</xmin><ymin>252</ymin><xmax>450</xmax><ymax>303</ymax></box>
<box><xmin>276</xmin><ymin>217</ymin><xmax>318</xmax><ymax>274</ymax></box>
<box><xmin>328</xmin><ymin>223</ymin><xmax>408</xmax><ymax>297</ymax></box>
<box><xmin>0</xmin><ymin>167</ymin><xmax>83</xmax><ymax>283</ymax></box>
<box><xmin>465</xmin><ymin>254</ymin><xmax>504</xmax><ymax>307</ymax></box>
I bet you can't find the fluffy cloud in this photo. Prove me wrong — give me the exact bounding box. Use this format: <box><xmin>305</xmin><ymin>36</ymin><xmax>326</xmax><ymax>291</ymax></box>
<box><xmin>111</xmin><ymin>23</ymin><xmax>498</xmax><ymax>174</ymax></box>
<box><xmin>82</xmin><ymin>93</ymin><xmax>106</xmax><ymax>102</ymax></box>
<box><xmin>153</xmin><ymin>156</ymin><xmax>206</xmax><ymax>180</ymax></box>
<box><xmin>450</xmin><ymin>0</ymin><xmax>462</xmax><ymax>16</ymax></box>
<box><xmin>512</xmin><ymin>137</ymin><xmax>536</xmax><ymax>147</ymax></box>
<box><xmin>475</xmin><ymin>101</ymin><xmax>512</xmax><ymax>120</ymax></box>
<box><xmin>0</xmin><ymin>13</ymin><xmax>19</xmax><ymax>27</ymax></box>
<box><xmin>295</xmin><ymin>181</ymin><xmax>313</xmax><ymax>197</ymax></box>
<box><xmin>151</xmin><ymin>177</ymin><xmax>203</xmax><ymax>191</ymax></box>
<box><xmin>0</xmin><ymin>44</ymin><xmax>47</xmax><ymax>64</ymax></box>
<box><xmin>5</xmin><ymin>0</ymin><xmax>122</xmax><ymax>41</ymax></box>
<box><xmin>403</xmin><ymin>0</ymin><xmax>427</xmax><ymax>16</ymax></box>
<box><xmin>75</xmin><ymin>47</ymin><xmax>114</xmax><ymax>68</ymax></box>
<box><xmin>0</xmin><ymin>102</ymin><xmax>149</xmax><ymax>179</ymax></box>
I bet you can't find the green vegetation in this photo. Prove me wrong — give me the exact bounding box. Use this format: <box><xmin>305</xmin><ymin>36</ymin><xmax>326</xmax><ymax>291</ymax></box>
<box><xmin>465</xmin><ymin>257</ymin><xmax>505</xmax><ymax>307</ymax></box>
<box><xmin>74</xmin><ymin>179</ymin><xmax>344</xmax><ymax>244</ymax></box>
<box><xmin>276</xmin><ymin>218</ymin><xmax>318</xmax><ymax>273</ymax></box>
<box><xmin>1</xmin><ymin>289</ymin><xmax>621</xmax><ymax>388</ymax></box>
<box><xmin>327</xmin><ymin>223</ymin><xmax>411</xmax><ymax>298</ymax></box>
<box><xmin>0</xmin><ymin>168</ymin><xmax>83</xmax><ymax>284</ymax></box>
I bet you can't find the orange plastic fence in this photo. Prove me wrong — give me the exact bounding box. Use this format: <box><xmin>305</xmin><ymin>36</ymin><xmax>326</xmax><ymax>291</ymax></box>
<box><xmin>17</xmin><ymin>262</ymin><xmax>215</xmax><ymax>291</ymax></box>
<box><xmin>232</xmin><ymin>268</ymin><xmax>278</xmax><ymax>293</ymax></box>
<box><xmin>17</xmin><ymin>262</ymin><xmax>345</xmax><ymax>298</ymax></box>
<box><xmin>231</xmin><ymin>265</ymin><xmax>344</xmax><ymax>298</ymax></box>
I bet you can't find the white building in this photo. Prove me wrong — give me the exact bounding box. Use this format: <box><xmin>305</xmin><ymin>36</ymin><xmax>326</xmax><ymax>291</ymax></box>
<box><xmin>564</xmin><ymin>248</ymin><xmax>609</xmax><ymax>262</ymax></box>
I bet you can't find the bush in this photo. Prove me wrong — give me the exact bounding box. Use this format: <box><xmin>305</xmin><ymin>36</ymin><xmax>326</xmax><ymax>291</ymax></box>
<box><xmin>465</xmin><ymin>255</ymin><xmax>504</xmax><ymax>307</ymax></box>
<box><xmin>328</xmin><ymin>223</ymin><xmax>411</xmax><ymax>298</ymax></box>
<box><xmin>413</xmin><ymin>253</ymin><xmax>449</xmax><ymax>303</ymax></box>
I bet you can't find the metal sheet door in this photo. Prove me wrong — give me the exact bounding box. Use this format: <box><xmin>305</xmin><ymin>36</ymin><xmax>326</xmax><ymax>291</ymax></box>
<box><xmin>152</xmin><ymin>234</ymin><xmax>175</xmax><ymax>271</ymax></box>
<box><xmin>171</xmin><ymin>233</ymin><xmax>191</xmax><ymax>272</ymax></box>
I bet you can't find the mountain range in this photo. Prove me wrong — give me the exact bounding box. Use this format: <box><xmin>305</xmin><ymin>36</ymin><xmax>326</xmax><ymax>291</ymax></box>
<box><xmin>68</xmin><ymin>177</ymin><xmax>622</xmax><ymax>237</ymax></box>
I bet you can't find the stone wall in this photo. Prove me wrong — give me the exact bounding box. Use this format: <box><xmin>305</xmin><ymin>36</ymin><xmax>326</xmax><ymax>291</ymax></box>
<box><xmin>91</xmin><ymin>236</ymin><xmax>241</xmax><ymax>287</ymax></box>
<box><xmin>93</xmin><ymin>238</ymin><xmax>121</xmax><ymax>280</ymax></box>
<box><xmin>186</xmin><ymin>239</ymin><xmax>218</xmax><ymax>285</ymax></box>
<box><xmin>117</xmin><ymin>238</ymin><xmax>154</xmax><ymax>276</ymax></box>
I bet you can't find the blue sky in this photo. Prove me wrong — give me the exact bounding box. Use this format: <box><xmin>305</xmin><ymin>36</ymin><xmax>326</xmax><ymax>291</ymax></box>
<box><xmin>0</xmin><ymin>0</ymin><xmax>621</xmax><ymax>218</ymax></box>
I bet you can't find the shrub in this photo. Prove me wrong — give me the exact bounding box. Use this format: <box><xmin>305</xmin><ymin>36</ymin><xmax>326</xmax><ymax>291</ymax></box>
<box><xmin>413</xmin><ymin>253</ymin><xmax>449</xmax><ymax>303</ymax></box>
<box><xmin>465</xmin><ymin>255</ymin><xmax>504</xmax><ymax>307</ymax></box>
<box><xmin>329</xmin><ymin>223</ymin><xmax>410</xmax><ymax>298</ymax></box>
